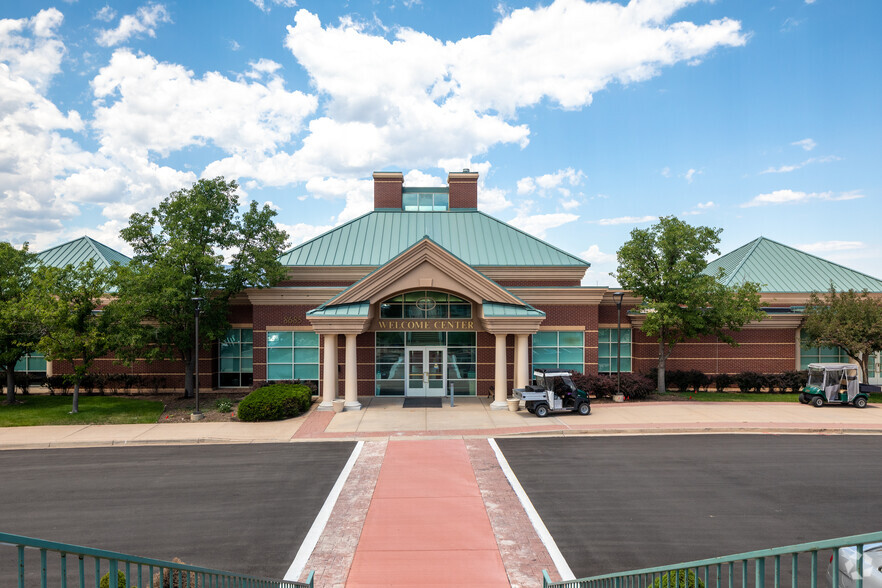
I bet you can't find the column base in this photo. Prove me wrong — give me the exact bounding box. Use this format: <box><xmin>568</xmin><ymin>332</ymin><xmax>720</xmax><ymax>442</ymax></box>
<box><xmin>490</xmin><ymin>400</ymin><xmax>509</xmax><ymax>410</ymax></box>
<box><xmin>317</xmin><ymin>401</ymin><xmax>335</xmax><ymax>411</ymax></box>
<box><xmin>344</xmin><ymin>400</ymin><xmax>363</xmax><ymax>411</ymax></box>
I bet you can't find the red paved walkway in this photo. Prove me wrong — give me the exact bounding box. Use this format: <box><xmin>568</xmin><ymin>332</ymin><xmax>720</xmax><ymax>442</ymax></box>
<box><xmin>346</xmin><ymin>439</ymin><xmax>510</xmax><ymax>587</ymax></box>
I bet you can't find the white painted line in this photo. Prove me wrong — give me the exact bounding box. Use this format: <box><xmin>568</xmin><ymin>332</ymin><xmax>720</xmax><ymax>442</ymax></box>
<box><xmin>488</xmin><ymin>438</ymin><xmax>575</xmax><ymax>581</ymax></box>
<box><xmin>284</xmin><ymin>440</ymin><xmax>364</xmax><ymax>582</ymax></box>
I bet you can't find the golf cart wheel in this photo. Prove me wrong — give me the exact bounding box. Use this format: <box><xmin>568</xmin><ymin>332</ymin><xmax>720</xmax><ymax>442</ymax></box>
<box><xmin>854</xmin><ymin>396</ymin><xmax>868</xmax><ymax>408</ymax></box>
<box><xmin>811</xmin><ymin>396</ymin><xmax>825</xmax><ymax>408</ymax></box>
<box><xmin>798</xmin><ymin>393</ymin><xmax>808</xmax><ymax>404</ymax></box>
<box><xmin>577</xmin><ymin>402</ymin><xmax>591</xmax><ymax>416</ymax></box>
<box><xmin>534</xmin><ymin>404</ymin><xmax>549</xmax><ymax>418</ymax></box>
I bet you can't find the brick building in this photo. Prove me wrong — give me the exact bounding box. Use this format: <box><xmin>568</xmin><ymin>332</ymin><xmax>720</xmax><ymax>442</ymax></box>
<box><xmin>26</xmin><ymin>171</ymin><xmax>882</xmax><ymax>403</ymax></box>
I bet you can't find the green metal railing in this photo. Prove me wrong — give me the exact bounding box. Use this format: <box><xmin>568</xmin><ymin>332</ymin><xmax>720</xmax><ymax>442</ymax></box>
<box><xmin>1</xmin><ymin>531</ymin><xmax>314</xmax><ymax>588</ymax></box>
<box><xmin>543</xmin><ymin>530</ymin><xmax>882</xmax><ymax>588</ymax></box>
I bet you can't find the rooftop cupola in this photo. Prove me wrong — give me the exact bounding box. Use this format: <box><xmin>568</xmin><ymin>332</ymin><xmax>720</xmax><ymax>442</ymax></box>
<box><xmin>372</xmin><ymin>169</ymin><xmax>479</xmax><ymax>211</ymax></box>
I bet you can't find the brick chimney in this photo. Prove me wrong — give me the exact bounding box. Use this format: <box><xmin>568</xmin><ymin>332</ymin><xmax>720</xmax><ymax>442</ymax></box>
<box><xmin>447</xmin><ymin>169</ymin><xmax>479</xmax><ymax>209</ymax></box>
<box><xmin>373</xmin><ymin>172</ymin><xmax>404</xmax><ymax>209</ymax></box>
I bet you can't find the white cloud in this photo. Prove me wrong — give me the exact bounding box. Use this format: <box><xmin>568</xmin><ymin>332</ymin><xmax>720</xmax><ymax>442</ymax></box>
<box><xmin>282</xmin><ymin>3</ymin><xmax>744</xmax><ymax>175</ymax></box>
<box><xmin>741</xmin><ymin>189</ymin><xmax>864</xmax><ymax>208</ymax></box>
<box><xmin>796</xmin><ymin>240</ymin><xmax>863</xmax><ymax>254</ymax></box>
<box><xmin>760</xmin><ymin>154</ymin><xmax>840</xmax><ymax>174</ymax></box>
<box><xmin>805</xmin><ymin>0</ymin><xmax>817</xmax><ymax>4</ymax></box>
<box><xmin>244</xmin><ymin>58</ymin><xmax>282</xmax><ymax>80</ymax></box>
<box><xmin>661</xmin><ymin>166</ymin><xmax>671</xmax><ymax>178</ymax></box>
<box><xmin>91</xmin><ymin>50</ymin><xmax>317</xmax><ymax>158</ymax></box>
<box><xmin>683</xmin><ymin>200</ymin><xmax>715</xmax><ymax>215</ymax></box>
<box><xmin>560</xmin><ymin>198</ymin><xmax>580</xmax><ymax>210</ymax></box>
<box><xmin>683</xmin><ymin>168</ymin><xmax>701</xmax><ymax>183</ymax></box>
<box><xmin>94</xmin><ymin>6</ymin><xmax>117</xmax><ymax>22</ymax></box>
<box><xmin>403</xmin><ymin>169</ymin><xmax>444</xmax><ymax>187</ymax></box>
<box><xmin>507</xmin><ymin>200</ymin><xmax>578</xmax><ymax>239</ymax></box>
<box><xmin>592</xmin><ymin>215</ymin><xmax>657</xmax><ymax>226</ymax></box>
<box><xmin>250</xmin><ymin>0</ymin><xmax>298</xmax><ymax>13</ymax></box>
<box><xmin>0</xmin><ymin>8</ymin><xmax>66</xmax><ymax>91</ymax></box>
<box><xmin>517</xmin><ymin>168</ymin><xmax>585</xmax><ymax>196</ymax></box>
<box><xmin>792</xmin><ymin>138</ymin><xmax>816</xmax><ymax>151</ymax></box>
<box><xmin>580</xmin><ymin>244</ymin><xmax>617</xmax><ymax>265</ymax></box>
<box><xmin>278</xmin><ymin>222</ymin><xmax>336</xmax><ymax>246</ymax></box>
<box><xmin>96</xmin><ymin>3</ymin><xmax>172</xmax><ymax>47</ymax></box>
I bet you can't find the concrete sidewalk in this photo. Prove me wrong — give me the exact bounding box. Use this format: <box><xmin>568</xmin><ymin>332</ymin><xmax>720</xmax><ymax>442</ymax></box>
<box><xmin>1</xmin><ymin>397</ymin><xmax>880</xmax><ymax>450</ymax></box>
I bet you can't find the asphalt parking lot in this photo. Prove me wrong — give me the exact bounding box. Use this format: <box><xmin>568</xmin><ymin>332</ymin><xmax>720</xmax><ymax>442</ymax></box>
<box><xmin>497</xmin><ymin>434</ymin><xmax>882</xmax><ymax>579</ymax></box>
<box><xmin>0</xmin><ymin>442</ymin><xmax>356</xmax><ymax>582</ymax></box>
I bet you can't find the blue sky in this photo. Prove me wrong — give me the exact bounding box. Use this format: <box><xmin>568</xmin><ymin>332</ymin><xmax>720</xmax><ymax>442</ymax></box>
<box><xmin>2</xmin><ymin>0</ymin><xmax>880</xmax><ymax>286</ymax></box>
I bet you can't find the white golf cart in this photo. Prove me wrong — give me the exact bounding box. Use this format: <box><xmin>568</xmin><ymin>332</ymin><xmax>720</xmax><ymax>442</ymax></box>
<box><xmin>514</xmin><ymin>369</ymin><xmax>591</xmax><ymax>418</ymax></box>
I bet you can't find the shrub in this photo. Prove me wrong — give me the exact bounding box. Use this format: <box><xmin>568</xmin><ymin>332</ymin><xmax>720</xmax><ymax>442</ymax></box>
<box><xmin>666</xmin><ymin>370</ymin><xmax>690</xmax><ymax>392</ymax></box>
<box><xmin>570</xmin><ymin>372</ymin><xmax>616</xmax><ymax>398</ymax></box>
<box><xmin>684</xmin><ymin>369</ymin><xmax>711</xmax><ymax>392</ymax></box>
<box><xmin>237</xmin><ymin>383</ymin><xmax>312</xmax><ymax>422</ymax></box>
<box><xmin>619</xmin><ymin>373</ymin><xmax>655</xmax><ymax>400</ymax></box>
<box><xmin>215</xmin><ymin>397</ymin><xmax>233</xmax><ymax>412</ymax></box>
<box><xmin>733</xmin><ymin>371</ymin><xmax>764</xmax><ymax>393</ymax></box>
<box><xmin>151</xmin><ymin>559</ymin><xmax>192</xmax><ymax>588</ymax></box>
<box><xmin>648</xmin><ymin>569</ymin><xmax>705</xmax><ymax>588</ymax></box>
<box><xmin>780</xmin><ymin>370</ymin><xmax>808</xmax><ymax>393</ymax></box>
<box><xmin>714</xmin><ymin>373</ymin><xmax>733</xmax><ymax>393</ymax></box>
<box><xmin>99</xmin><ymin>570</ymin><xmax>129</xmax><ymax>588</ymax></box>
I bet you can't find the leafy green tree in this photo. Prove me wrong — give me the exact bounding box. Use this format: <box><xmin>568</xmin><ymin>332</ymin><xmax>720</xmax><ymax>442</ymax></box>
<box><xmin>0</xmin><ymin>242</ymin><xmax>43</xmax><ymax>404</ymax></box>
<box><xmin>114</xmin><ymin>177</ymin><xmax>288</xmax><ymax>396</ymax></box>
<box><xmin>614</xmin><ymin>216</ymin><xmax>764</xmax><ymax>393</ymax></box>
<box><xmin>802</xmin><ymin>287</ymin><xmax>882</xmax><ymax>383</ymax></box>
<box><xmin>32</xmin><ymin>260</ymin><xmax>116</xmax><ymax>413</ymax></box>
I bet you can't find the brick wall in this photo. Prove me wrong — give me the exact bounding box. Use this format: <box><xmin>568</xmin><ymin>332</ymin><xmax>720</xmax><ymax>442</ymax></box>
<box><xmin>448</xmin><ymin>173</ymin><xmax>478</xmax><ymax>209</ymax></box>
<box><xmin>373</xmin><ymin>174</ymin><xmax>403</xmax><ymax>209</ymax></box>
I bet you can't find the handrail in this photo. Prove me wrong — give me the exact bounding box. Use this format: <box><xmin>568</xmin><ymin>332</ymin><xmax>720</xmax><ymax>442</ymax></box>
<box><xmin>543</xmin><ymin>530</ymin><xmax>882</xmax><ymax>588</ymax></box>
<box><xmin>1</xmin><ymin>531</ymin><xmax>314</xmax><ymax>587</ymax></box>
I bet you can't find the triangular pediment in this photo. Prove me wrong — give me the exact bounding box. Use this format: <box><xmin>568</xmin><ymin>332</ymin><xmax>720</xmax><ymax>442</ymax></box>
<box><xmin>326</xmin><ymin>237</ymin><xmax>523</xmax><ymax>308</ymax></box>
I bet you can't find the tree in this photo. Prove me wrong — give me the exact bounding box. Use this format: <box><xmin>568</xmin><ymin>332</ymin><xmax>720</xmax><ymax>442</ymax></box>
<box><xmin>0</xmin><ymin>242</ymin><xmax>42</xmax><ymax>404</ymax></box>
<box><xmin>32</xmin><ymin>260</ymin><xmax>116</xmax><ymax>413</ymax></box>
<box><xmin>114</xmin><ymin>177</ymin><xmax>288</xmax><ymax>397</ymax></box>
<box><xmin>802</xmin><ymin>287</ymin><xmax>882</xmax><ymax>383</ymax></box>
<box><xmin>614</xmin><ymin>216</ymin><xmax>764</xmax><ymax>393</ymax></box>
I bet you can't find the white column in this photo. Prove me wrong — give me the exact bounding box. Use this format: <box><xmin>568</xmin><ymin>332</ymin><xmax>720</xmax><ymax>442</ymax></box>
<box><xmin>491</xmin><ymin>333</ymin><xmax>509</xmax><ymax>409</ymax></box>
<box><xmin>344</xmin><ymin>333</ymin><xmax>362</xmax><ymax>411</ymax></box>
<box><xmin>319</xmin><ymin>333</ymin><xmax>338</xmax><ymax>411</ymax></box>
<box><xmin>516</xmin><ymin>334</ymin><xmax>530</xmax><ymax>390</ymax></box>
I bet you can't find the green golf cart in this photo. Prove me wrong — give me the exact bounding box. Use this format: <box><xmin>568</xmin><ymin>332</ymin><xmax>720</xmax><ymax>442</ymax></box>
<box><xmin>799</xmin><ymin>363</ymin><xmax>876</xmax><ymax>408</ymax></box>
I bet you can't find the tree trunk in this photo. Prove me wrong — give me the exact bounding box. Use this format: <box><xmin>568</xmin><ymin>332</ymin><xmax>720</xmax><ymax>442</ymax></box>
<box><xmin>859</xmin><ymin>356</ymin><xmax>869</xmax><ymax>384</ymax></box>
<box><xmin>71</xmin><ymin>381</ymin><xmax>80</xmax><ymax>414</ymax></box>
<box><xmin>657</xmin><ymin>341</ymin><xmax>666</xmax><ymax>394</ymax></box>
<box><xmin>5</xmin><ymin>366</ymin><xmax>15</xmax><ymax>404</ymax></box>
<box><xmin>183</xmin><ymin>350</ymin><xmax>194</xmax><ymax>398</ymax></box>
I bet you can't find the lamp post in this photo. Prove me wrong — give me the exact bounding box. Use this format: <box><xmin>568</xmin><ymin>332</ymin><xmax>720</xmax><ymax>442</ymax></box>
<box><xmin>191</xmin><ymin>297</ymin><xmax>205</xmax><ymax>421</ymax></box>
<box><xmin>613</xmin><ymin>291</ymin><xmax>625</xmax><ymax>400</ymax></box>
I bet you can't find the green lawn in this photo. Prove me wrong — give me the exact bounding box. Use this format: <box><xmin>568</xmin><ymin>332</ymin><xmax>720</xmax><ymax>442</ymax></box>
<box><xmin>0</xmin><ymin>395</ymin><xmax>164</xmax><ymax>427</ymax></box>
<box><xmin>658</xmin><ymin>391</ymin><xmax>882</xmax><ymax>403</ymax></box>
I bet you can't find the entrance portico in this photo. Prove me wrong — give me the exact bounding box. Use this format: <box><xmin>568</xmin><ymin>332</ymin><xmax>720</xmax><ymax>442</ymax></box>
<box><xmin>306</xmin><ymin>238</ymin><xmax>545</xmax><ymax>410</ymax></box>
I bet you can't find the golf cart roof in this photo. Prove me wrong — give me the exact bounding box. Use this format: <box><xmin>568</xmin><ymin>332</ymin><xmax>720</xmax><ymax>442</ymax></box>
<box><xmin>807</xmin><ymin>363</ymin><xmax>857</xmax><ymax>371</ymax></box>
<box><xmin>533</xmin><ymin>369</ymin><xmax>572</xmax><ymax>377</ymax></box>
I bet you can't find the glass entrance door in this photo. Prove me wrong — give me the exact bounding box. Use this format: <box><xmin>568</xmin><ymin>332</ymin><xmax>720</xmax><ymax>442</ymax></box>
<box><xmin>406</xmin><ymin>346</ymin><xmax>446</xmax><ymax>396</ymax></box>
<box><xmin>869</xmin><ymin>352</ymin><xmax>881</xmax><ymax>385</ymax></box>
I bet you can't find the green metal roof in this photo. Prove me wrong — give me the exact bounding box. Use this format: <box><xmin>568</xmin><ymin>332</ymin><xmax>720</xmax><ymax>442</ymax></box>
<box><xmin>37</xmin><ymin>236</ymin><xmax>130</xmax><ymax>270</ymax></box>
<box><xmin>306</xmin><ymin>301</ymin><xmax>371</xmax><ymax>317</ymax></box>
<box><xmin>705</xmin><ymin>237</ymin><xmax>882</xmax><ymax>293</ymax></box>
<box><xmin>279</xmin><ymin>210</ymin><xmax>589</xmax><ymax>268</ymax></box>
<box><xmin>482</xmin><ymin>301</ymin><xmax>546</xmax><ymax>318</ymax></box>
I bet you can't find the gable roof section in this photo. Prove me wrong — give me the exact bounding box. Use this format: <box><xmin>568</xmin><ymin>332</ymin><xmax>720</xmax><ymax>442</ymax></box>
<box><xmin>37</xmin><ymin>236</ymin><xmax>130</xmax><ymax>270</ymax></box>
<box><xmin>279</xmin><ymin>210</ymin><xmax>589</xmax><ymax>268</ymax></box>
<box><xmin>705</xmin><ymin>237</ymin><xmax>882</xmax><ymax>293</ymax></box>
<box><xmin>325</xmin><ymin>236</ymin><xmax>525</xmax><ymax>307</ymax></box>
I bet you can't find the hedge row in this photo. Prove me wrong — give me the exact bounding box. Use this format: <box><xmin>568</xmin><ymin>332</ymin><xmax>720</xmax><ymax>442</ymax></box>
<box><xmin>570</xmin><ymin>372</ymin><xmax>656</xmax><ymax>400</ymax></box>
<box><xmin>648</xmin><ymin>368</ymin><xmax>808</xmax><ymax>394</ymax></box>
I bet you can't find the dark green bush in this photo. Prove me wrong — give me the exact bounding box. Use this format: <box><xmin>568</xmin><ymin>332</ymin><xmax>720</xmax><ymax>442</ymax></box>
<box><xmin>647</xmin><ymin>569</ymin><xmax>705</xmax><ymax>588</ymax></box>
<box><xmin>570</xmin><ymin>372</ymin><xmax>616</xmax><ymax>398</ymax></box>
<box><xmin>714</xmin><ymin>373</ymin><xmax>733</xmax><ymax>392</ymax></box>
<box><xmin>99</xmin><ymin>570</ymin><xmax>129</xmax><ymax>588</ymax></box>
<box><xmin>685</xmin><ymin>369</ymin><xmax>711</xmax><ymax>392</ymax></box>
<box><xmin>734</xmin><ymin>371</ymin><xmax>764</xmax><ymax>393</ymax></box>
<box><xmin>780</xmin><ymin>370</ymin><xmax>808</xmax><ymax>393</ymax></box>
<box><xmin>237</xmin><ymin>383</ymin><xmax>312</xmax><ymax>421</ymax></box>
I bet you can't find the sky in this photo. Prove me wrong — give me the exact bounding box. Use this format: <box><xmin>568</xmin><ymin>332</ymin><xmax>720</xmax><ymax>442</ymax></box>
<box><xmin>1</xmin><ymin>0</ymin><xmax>880</xmax><ymax>287</ymax></box>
